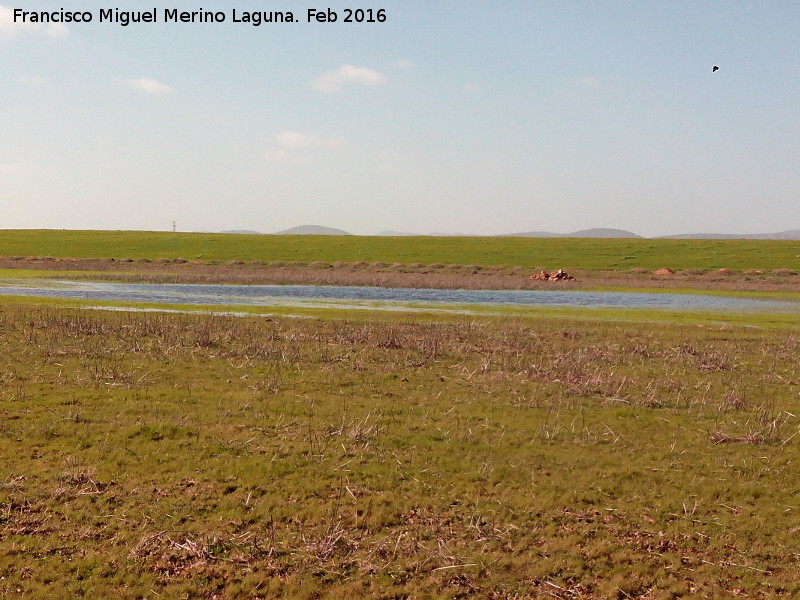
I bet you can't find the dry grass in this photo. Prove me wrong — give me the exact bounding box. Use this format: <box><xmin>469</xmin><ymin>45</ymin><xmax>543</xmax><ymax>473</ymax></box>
<box><xmin>0</xmin><ymin>305</ymin><xmax>798</xmax><ymax>598</ymax></box>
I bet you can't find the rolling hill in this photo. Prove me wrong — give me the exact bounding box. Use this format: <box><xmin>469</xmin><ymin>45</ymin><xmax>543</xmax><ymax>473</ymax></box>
<box><xmin>272</xmin><ymin>225</ymin><xmax>353</xmax><ymax>235</ymax></box>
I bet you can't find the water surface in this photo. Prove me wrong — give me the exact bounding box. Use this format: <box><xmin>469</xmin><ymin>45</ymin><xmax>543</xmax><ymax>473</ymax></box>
<box><xmin>0</xmin><ymin>279</ymin><xmax>797</xmax><ymax>313</ymax></box>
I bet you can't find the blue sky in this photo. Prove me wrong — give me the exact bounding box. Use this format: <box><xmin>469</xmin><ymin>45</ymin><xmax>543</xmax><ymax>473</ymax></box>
<box><xmin>2</xmin><ymin>1</ymin><xmax>798</xmax><ymax>236</ymax></box>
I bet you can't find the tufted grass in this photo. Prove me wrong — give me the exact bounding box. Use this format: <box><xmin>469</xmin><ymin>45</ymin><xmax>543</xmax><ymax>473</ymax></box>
<box><xmin>0</xmin><ymin>304</ymin><xmax>798</xmax><ymax>598</ymax></box>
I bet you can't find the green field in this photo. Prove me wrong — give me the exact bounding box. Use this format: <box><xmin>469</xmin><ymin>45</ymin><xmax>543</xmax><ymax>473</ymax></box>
<box><xmin>1</xmin><ymin>305</ymin><xmax>798</xmax><ymax>598</ymax></box>
<box><xmin>1</xmin><ymin>230</ymin><xmax>798</xmax><ymax>598</ymax></box>
<box><xmin>1</xmin><ymin>229</ymin><xmax>798</xmax><ymax>271</ymax></box>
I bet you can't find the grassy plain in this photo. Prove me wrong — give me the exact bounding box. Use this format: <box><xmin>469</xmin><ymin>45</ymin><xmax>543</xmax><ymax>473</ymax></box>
<box><xmin>0</xmin><ymin>229</ymin><xmax>798</xmax><ymax>271</ymax></box>
<box><xmin>1</xmin><ymin>230</ymin><xmax>798</xmax><ymax>597</ymax></box>
<box><xmin>1</xmin><ymin>304</ymin><xmax>799</xmax><ymax>598</ymax></box>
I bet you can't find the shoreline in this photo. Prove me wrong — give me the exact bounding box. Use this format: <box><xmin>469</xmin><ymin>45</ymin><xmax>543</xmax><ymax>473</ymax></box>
<box><xmin>0</xmin><ymin>257</ymin><xmax>798</xmax><ymax>293</ymax></box>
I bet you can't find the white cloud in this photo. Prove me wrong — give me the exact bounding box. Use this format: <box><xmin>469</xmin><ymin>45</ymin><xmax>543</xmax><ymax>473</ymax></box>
<box><xmin>462</xmin><ymin>82</ymin><xmax>479</xmax><ymax>94</ymax></box>
<box><xmin>0</xmin><ymin>6</ymin><xmax>69</xmax><ymax>37</ymax></box>
<box><xmin>262</xmin><ymin>150</ymin><xmax>295</xmax><ymax>163</ymax></box>
<box><xmin>313</xmin><ymin>64</ymin><xmax>388</xmax><ymax>93</ymax></box>
<box><xmin>44</xmin><ymin>22</ymin><xmax>68</xmax><ymax>37</ymax></box>
<box><xmin>0</xmin><ymin>161</ymin><xmax>36</xmax><ymax>176</ymax></box>
<box><xmin>395</xmin><ymin>59</ymin><xmax>414</xmax><ymax>70</ymax></box>
<box><xmin>19</xmin><ymin>75</ymin><xmax>47</xmax><ymax>86</ymax></box>
<box><xmin>276</xmin><ymin>131</ymin><xmax>345</xmax><ymax>150</ymax></box>
<box><xmin>262</xmin><ymin>132</ymin><xmax>346</xmax><ymax>163</ymax></box>
<box><xmin>0</xmin><ymin>6</ymin><xmax>16</xmax><ymax>33</ymax></box>
<box><xmin>119</xmin><ymin>77</ymin><xmax>173</xmax><ymax>94</ymax></box>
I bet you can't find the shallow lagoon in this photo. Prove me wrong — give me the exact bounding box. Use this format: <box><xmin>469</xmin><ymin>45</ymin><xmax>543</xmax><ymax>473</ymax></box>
<box><xmin>0</xmin><ymin>279</ymin><xmax>798</xmax><ymax>313</ymax></box>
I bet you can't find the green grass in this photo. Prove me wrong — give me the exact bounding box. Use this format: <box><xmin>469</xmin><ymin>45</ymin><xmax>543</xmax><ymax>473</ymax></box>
<box><xmin>1</xmin><ymin>229</ymin><xmax>799</xmax><ymax>271</ymax></box>
<box><xmin>1</xmin><ymin>304</ymin><xmax>799</xmax><ymax>598</ymax></box>
<box><xmin>0</xmin><ymin>289</ymin><xmax>798</xmax><ymax>331</ymax></box>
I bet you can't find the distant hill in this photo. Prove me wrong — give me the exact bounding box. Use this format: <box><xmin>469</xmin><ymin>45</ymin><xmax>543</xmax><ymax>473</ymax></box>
<box><xmin>769</xmin><ymin>229</ymin><xmax>800</xmax><ymax>240</ymax></box>
<box><xmin>659</xmin><ymin>229</ymin><xmax>800</xmax><ymax>240</ymax></box>
<box><xmin>224</xmin><ymin>225</ymin><xmax>799</xmax><ymax>239</ymax></box>
<box><xmin>567</xmin><ymin>228</ymin><xmax>641</xmax><ymax>238</ymax></box>
<box><xmin>272</xmin><ymin>225</ymin><xmax>352</xmax><ymax>236</ymax></box>
<box><xmin>499</xmin><ymin>228</ymin><xmax>640</xmax><ymax>238</ymax></box>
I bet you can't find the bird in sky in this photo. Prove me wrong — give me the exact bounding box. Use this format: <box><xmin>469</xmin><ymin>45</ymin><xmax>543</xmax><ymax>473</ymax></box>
<box><xmin>712</xmin><ymin>65</ymin><xmax>720</xmax><ymax>72</ymax></box>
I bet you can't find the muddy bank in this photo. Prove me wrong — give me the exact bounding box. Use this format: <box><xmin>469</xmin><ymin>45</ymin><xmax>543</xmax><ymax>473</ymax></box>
<box><xmin>0</xmin><ymin>257</ymin><xmax>798</xmax><ymax>292</ymax></box>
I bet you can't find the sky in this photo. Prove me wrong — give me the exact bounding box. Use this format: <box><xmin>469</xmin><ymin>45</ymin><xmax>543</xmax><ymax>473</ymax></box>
<box><xmin>1</xmin><ymin>1</ymin><xmax>799</xmax><ymax>237</ymax></box>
